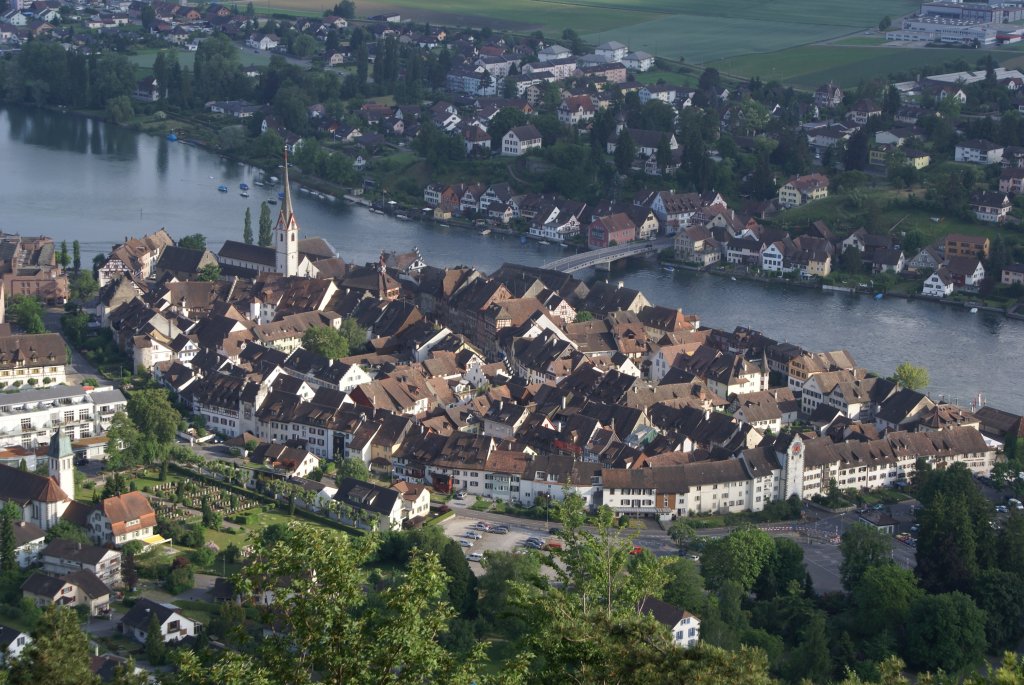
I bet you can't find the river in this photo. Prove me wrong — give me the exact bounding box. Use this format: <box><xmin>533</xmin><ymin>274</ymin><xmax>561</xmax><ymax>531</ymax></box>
<box><xmin>1</xmin><ymin>105</ymin><xmax>1021</xmax><ymax>413</ymax></box>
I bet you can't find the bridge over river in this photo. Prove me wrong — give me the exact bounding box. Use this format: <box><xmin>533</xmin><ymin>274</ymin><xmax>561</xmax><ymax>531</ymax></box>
<box><xmin>541</xmin><ymin>237</ymin><xmax>674</xmax><ymax>273</ymax></box>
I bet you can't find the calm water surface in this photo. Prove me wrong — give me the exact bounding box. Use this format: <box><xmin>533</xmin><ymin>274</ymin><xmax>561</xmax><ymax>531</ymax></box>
<box><xmin>1</xmin><ymin>106</ymin><xmax>1020</xmax><ymax>412</ymax></box>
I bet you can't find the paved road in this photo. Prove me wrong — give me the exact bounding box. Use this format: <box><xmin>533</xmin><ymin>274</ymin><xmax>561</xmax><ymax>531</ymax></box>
<box><xmin>43</xmin><ymin>307</ymin><xmax>104</xmax><ymax>386</ymax></box>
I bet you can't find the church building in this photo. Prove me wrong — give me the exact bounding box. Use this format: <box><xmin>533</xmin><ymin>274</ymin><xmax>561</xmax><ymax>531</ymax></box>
<box><xmin>0</xmin><ymin>427</ymin><xmax>74</xmax><ymax>530</ymax></box>
<box><xmin>217</xmin><ymin>150</ymin><xmax>337</xmax><ymax>278</ymax></box>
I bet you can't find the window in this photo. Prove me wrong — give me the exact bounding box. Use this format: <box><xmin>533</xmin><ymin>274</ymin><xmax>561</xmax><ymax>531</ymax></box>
<box><xmin>64</xmin><ymin>411</ymin><xmax>74</xmax><ymax>424</ymax></box>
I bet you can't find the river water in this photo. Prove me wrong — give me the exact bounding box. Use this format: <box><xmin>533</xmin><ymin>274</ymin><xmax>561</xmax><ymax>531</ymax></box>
<box><xmin>1</xmin><ymin>105</ymin><xmax>1021</xmax><ymax>412</ymax></box>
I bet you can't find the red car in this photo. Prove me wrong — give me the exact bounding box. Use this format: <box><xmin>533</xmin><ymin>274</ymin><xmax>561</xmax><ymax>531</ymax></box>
<box><xmin>628</xmin><ymin>546</ymin><xmax>644</xmax><ymax>555</ymax></box>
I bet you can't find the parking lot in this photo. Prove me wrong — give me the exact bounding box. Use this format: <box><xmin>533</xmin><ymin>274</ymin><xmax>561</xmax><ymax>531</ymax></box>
<box><xmin>441</xmin><ymin>515</ymin><xmax>560</xmax><ymax>576</ymax></box>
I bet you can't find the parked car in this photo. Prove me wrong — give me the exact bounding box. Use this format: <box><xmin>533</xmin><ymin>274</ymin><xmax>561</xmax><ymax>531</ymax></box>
<box><xmin>453</xmin><ymin>491</ymin><xmax>466</xmax><ymax>500</ymax></box>
<box><xmin>491</xmin><ymin>526</ymin><xmax>509</xmax><ymax>534</ymax></box>
<box><xmin>459</xmin><ymin>540</ymin><xmax>473</xmax><ymax>548</ymax></box>
<box><xmin>548</xmin><ymin>527</ymin><xmax>561</xmax><ymax>535</ymax></box>
<box><xmin>996</xmin><ymin>505</ymin><xmax>1009</xmax><ymax>514</ymax></box>
<box><xmin>464</xmin><ymin>532</ymin><xmax>482</xmax><ymax>540</ymax></box>
<box><xmin>524</xmin><ymin>539</ymin><xmax>544</xmax><ymax>549</ymax></box>
<box><xmin>474</xmin><ymin>522</ymin><xmax>491</xmax><ymax>531</ymax></box>
<box><xmin>628</xmin><ymin>546</ymin><xmax>644</xmax><ymax>555</ymax></box>
<box><xmin>467</xmin><ymin>552</ymin><xmax>483</xmax><ymax>562</ymax></box>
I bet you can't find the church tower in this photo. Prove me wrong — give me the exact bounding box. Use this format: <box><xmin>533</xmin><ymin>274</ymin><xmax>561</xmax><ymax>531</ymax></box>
<box><xmin>47</xmin><ymin>426</ymin><xmax>74</xmax><ymax>500</ymax></box>
<box><xmin>274</xmin><ymin>147</ymin><xmax>300</xmax><ymax>277</ymax></box>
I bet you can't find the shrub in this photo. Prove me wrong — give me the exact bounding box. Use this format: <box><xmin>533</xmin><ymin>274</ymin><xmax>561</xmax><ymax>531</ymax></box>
<box><xmin>165</xmin><ymin>565</ymin><xmax>194</xmax><ymax>594</ymax></box>
<box><xmin>27</xmin><ymin>378</ymin><xmax>37</xmax><ymax>386</ymax></box>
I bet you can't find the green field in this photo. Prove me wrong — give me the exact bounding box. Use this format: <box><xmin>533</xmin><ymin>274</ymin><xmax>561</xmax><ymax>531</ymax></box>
<box><xmin>253</xmin><ymin>0</ymin><xmax>921</xmax><ymax>63</ymax></box>
<box><xmin>634</xmin><ymin>69</ymin><xmax>699</xmax><ymax>87</ymax></box>
<box><xmin>128</xmin><ymin>46</ymin><xmax>273</xmax><ymax>72</ymax></box>
<box><xmin>709</xmin><ymin>45</ymin><xmax>1024</xmax><ymax>88</ymax></box>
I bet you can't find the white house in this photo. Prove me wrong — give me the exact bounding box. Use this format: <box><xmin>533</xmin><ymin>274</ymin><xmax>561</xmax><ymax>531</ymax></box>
<box><xmin>120</xmin><ymin>598</ymin><xmax>199</xmax><ymax>643</ymax></box>
<box><xmin>595</xmin><ymin>40</ymin><xmax>628</xmax><ymax>62</ymax></box>
<box><xmin>0</xmin><ymin>624</ymin><xmax>30</xmax><ymax>665</ymax></box>
<box><xmin>922</xmin><ymin>268</ymin><xmax>955</xmax><ymax>297</ymax></box>
<box><xmin>638</xmin><ymin>596</ymin><xmax>700</xmax><ymax>648</ymax></box>
<box><xmin>12</xmin><ymin>521</ymin><xmax>45</xmax><ymax>570</ymax></box>
<box><xmin>622</xmin><ymin>51</ymin><xmax>655</xmax><ymax>72</ymax></box>
<box><xmin>501</xmin><ymin>125</ymin><xmax>543</xmax><ymax>156</ymax></box>
<box><xmin>538</xmin><ymin>44</ymin><xmax>571</xmax><ymax>62</ymax></box>
<box><xmin>954</xmin><ymin>139</ymin><xmax>1004</xmax><ymax>164</ymax></box>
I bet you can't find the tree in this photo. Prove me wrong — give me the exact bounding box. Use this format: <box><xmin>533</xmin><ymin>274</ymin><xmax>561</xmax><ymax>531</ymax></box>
<box><xmin>701</xmin><ymin>527</ymin><xmax>774</xmax><ymax>591</ymax></box>
<box><xmin>753</xmin><ymin>537</ymin><xmax>807</xmax><ymax>600</ymax></box>
<box><xmin>891</xmin><ymin>361</ymin><xmax>929</xmax><ymax>391</ymax></box>
<box><xmin>573</xmin><ymin>310</ymin><xmax>594</xmax><ymax>323</ymax></box>
<box><xmin>478</xmin><ymin>551</ymin><xmax>546</xmax><ymax>636</ymax></box>
<box><xmin>105</xmin><ymin>95</ymin><xmax>134</xmax><ymax>125</ymax></box>
<box><xmin>0</xmin><ymin>504</ymin><xmax>16</xmax><ymax>573</ymax></box>
<box><xmin>243</xmin><ymin>207</ymin><xmax>253</xmax><ymax>244</ymax></box>
<box><xmin>72</xmin><ymin>240</ymin><xmax>81</xmax><ymax>272</ymax></box>
<box><xmin>879</xmin><ymin>15</ymin><xmax>892</xmax><ymax>30</ymax></box>
<box><xmin>140</xmin><ymin>3</ymin><xmax>155</xmax><ymax>30</ymax></box>
<box><xmin>839</xmin><ymin>522</ymin><xmax>892</xmax><ymax>591</ymax></box>
<box><xmin>178</xmin><ymin>233</ymin><xmax>206</xmax><ymax>251</ymax></box>
<box><xmin>219</xmin><ymin>523</ymin><xmax>487</xmax><ymax>684</ymax></box>
<box><xmin>44</xmin><ymin>520</ymin><xmax>90</xmax><ymax>544</ymax></box>
<box><xmin>302</xmin><ymin>325</ymin><xmax>350</xmax><ymax>359</ymax></box>
<box><xmin>667</xmin><ymin>519</ymin><xmax>695</xmax><ymax>551</ymax></box>
<box><xmin>850</xmin><ymin>563</ymin><xmax>922</xmax><ymax>642</ymax></box>
<box><xmin>123</xmin><ymin>549</ymin><xmax>139</xmax><ymax>591</ymax></box>
<box><xmin>9</xmin><ymin>606</ymin><xmax>99</xmax><ymax>685</ymax></box>
<box><xmin>487</xmin><ymin>107</ymin><xmax>529</xmax><ymax>148</ymax></box>
<box><xmin>613</xmin><ymin>129</ymin><xmax>636</xmax><ymax>174</ymax></box>
<box><xmin>903</xmin><ymin>592</ymin><xmax>987</xmax><ymax>673</ymax></box>
<box><xmin>127</xmin><ymin>389</ymin><xmax>180</xmax><ymax>446</ymax></box>
<box><xmin>969</xmin><ymin>568</ymin><xmax>1024</xmax><ymax>650</ymax></box>
<box><xmin>334</xmin><ymin>0</ymin><xmax>355</xmax><ymax>19</ymax></box>
<box><xmin>144</xmin><ymin>611</ymin><xmax>167</xmax><ymax>665</ymax></box>
<box><xmin>9</xmin><ymin>295</ymin><xmax>45</xmax><ymax>334</ymax></box>
<box><xmin>258</xmin><ymin>202</ymin><xmax>273</xmax><ymax>247</ymax></box>
<box><xmin>197</xmin><ymin>264</ymin><xmax>221</xmax><ymax>282</ymax></box>
<box><xmin>57</xmin><ymin>240</ymin><xmax>70</xmax><ymax>269</ymax></box>
<box><xmin>70</xmin><ymin>271</ymin><xmax>98</xmax><ymax>301</ymax></box>
<box><xmin>662</xmin><ymin>558</ymin><xmax>704</xmax><ymax>613</ymax></box>
<box><xmin>337</xmin><ymin>456</ymin><xmax>370</xmax><ymax>482</ymax></box>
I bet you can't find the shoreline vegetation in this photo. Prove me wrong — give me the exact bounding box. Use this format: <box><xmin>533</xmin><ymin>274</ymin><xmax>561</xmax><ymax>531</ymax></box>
<box><xmin>14</xmin><ymin>100</ymin><xmax>1018</xmax><ymax>321</ymax></box>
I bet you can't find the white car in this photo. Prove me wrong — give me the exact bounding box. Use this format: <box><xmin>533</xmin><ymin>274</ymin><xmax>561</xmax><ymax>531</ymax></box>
<box><xmin>463</xmin><ymin>532</ymin><xmax>482</xmax><ymax>540</ymax></box>
<box><xmin>466</xmin><ymin>552</ymin><xmax>484</xmax><ymax>562</ymax></box>
<box><xmin>459</xmin><ymin>540</ymin><xmax>473</xmax><ymax>548</ymax></box>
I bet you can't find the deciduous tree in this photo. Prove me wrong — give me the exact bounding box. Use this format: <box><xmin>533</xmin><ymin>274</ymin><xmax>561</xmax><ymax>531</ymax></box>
<box><xmin>839</xmin><ymin>522</ymin><xmax>892</xmax><ymax>591</ymax></box>
<box><xmin>258</xmin><ymin>201</ymin><xmax>273</xmax><ymax>247</ymax></box>
<box><xmin>891</xmin><ymin>361</ymin><xmax>929</xmax><ymax>391</ymax></box>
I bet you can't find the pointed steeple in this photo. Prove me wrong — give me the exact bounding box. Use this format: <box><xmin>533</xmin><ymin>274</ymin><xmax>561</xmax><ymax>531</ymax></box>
<box><xmin>274</xmin><ymin>146</ymin><xmax>300</xmax><ymax>277</ymax></box>
<box><xmin>276</xmin><ymin>146</ymin><xmax>297</xmax><ymax>234</ymax></box>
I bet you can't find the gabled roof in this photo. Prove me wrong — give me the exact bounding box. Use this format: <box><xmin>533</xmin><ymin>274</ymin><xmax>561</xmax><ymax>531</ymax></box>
<box><xmin>121</xmin><ymin>597</ymin><xmax>185</xmax><ymax>631</ymax></box>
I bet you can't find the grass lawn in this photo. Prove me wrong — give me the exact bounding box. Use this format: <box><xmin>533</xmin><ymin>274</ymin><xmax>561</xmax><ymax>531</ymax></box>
<box><xmin>709</xmin><ymin>45</ymin><xmax>1023</xmax><ymax>88</ymax></box>
<box><xmin>772</xmin><ymin>190</ymin><xmax>1010</xmax><ymax>248</ymax></box>
<box><xmin>634</xmin><ymin>70</ymin><xmax>699</xmax><ymax>87</ymax></box>
<box><xmin>831</xmin><ymin>36</ymin><xmax>888</xmax><ymax>46</ymax></box>
<box><xmin>128</xmin><ymin>45</ymin><xmax>272</xmax><ymax>74</ymax></box>
<box><xmin>201</xmin><ymin>509</ymin><xmax>320</xmax><ymax>552</ymax></box>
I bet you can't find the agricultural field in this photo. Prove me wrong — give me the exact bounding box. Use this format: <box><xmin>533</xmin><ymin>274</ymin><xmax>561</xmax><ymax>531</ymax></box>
<box><xmin>708</xmin><ymin>45</ymin><xmax>1024</xmax><ymax>88</ymax></box>
<box><xmin>269</xmin><ymin>0</ymin><xmax>918</xmax><ymax>62</ymax></box>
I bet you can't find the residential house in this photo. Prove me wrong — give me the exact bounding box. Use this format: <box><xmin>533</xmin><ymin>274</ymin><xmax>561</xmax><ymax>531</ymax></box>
<box><xmin>0</xmin><ymin>624</ymin><xmax>30</xmax><ymax>665</ymax></box>
<box><xmin>120</xmin><ymin>598</ymin><xmax>199</xmax><ymax>643</ymax></box>
<box><xmin>638</xmin><ymin>596</ymin><xmax>700</xmax><ymax>648</ymax></box>
<box><xmin>333</xmin><ymin>477</ymin><xmax>405</xmax><ymax>531</ymax></box>
<box><xmin>501</xmin><ymin>125</ymin><xmax>543</xmax><ymax>156</ymax></box>
<box><xmin>944</xmin><ymin>234</ymin><xmax>990</xmax><ymax>259</ymax></box>
<box><xmin>954</xmin><ymin>139</ymin><xmax>1004</xmax><ymax>164</ymax></box>
<box><xmin>1002</xmin><ymin>264</ymin><xmax>1024</xmax><ymax>285</ymax></box>
<box><xmin>778</xmin><ymin>174</ymin><xmax>829</xmax><ymax>208</ymax></box>
<box><xmin>969</xmin><ymin>191</ymin><xmax>1012</xmax><ymax>223</ymax></box>
<box><xmin>12</xmin><ymin>521</ymin><xmax>44</xmax><ymax>570</ymax></box>
<box><xmin>943</xmin><ymin>256</ymin><xmax>986</xmax><ymax>289</ymax></box>
<box><xmin>86</xmin><ymin>492</ymin><xmax>157</xmax><ymax>547</ymax></box>
<box><xmin>588</xmin><ymin>214</ymin><xmax>636</xmax><ymax>249</ymax></box>
<box><xmin>999</xmin><ymin>167</ymin><xmax>1024</xmax><ymax>193</ymax></box>
<box><xmin>814</xmin><ymin>82</ymin><xmax>843</xmax><ymax>108</ymax></box>
<box><xmin>22</xmin><ymin>570</ymin><xmax>110</xmax><ymax>616</ymax></box>
<box><xmin>40</xmin><ymin>539</ymin><xmax>122</xmax><ymax>587</ymax></box>
<box><xmin>922</xmin><ymin>267</ymin><xmax>955</xmax><ymax>297</ymax></box>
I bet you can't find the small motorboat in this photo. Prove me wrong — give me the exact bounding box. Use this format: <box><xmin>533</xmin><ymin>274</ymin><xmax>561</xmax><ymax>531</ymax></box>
<box><xmin>217</xmin><ymin>185</ymin><xmax>228</xmax><ymax>193</ymax></box>
<box><xmin>240</xmin><ymin>191</ymin><xmax>250</xmax><ymax>198</ymax></box>
<box><xmin>278</xmin><ymin>191</ymin><xmax>285</xmax><ymax>200</ymax></box>
<box><xmin>480</xmin><ymin>229</ymin><xmax>492</xmax><ymax>236</ymax></box>
<box><xmin>538</xmin><ymin>240</ymin><xmax>551</xmax><ymax>245</ymax></box>
<box><xmin>970</xmin><ymin>307</ymin><xmax>979</xmax><ymax>313</ymax></box>
<box><xmin>166</xmin><ymin>133</ymin><xmax>177</xmax><ymax>142</ymax></box>
<box><xmin>240</xmin><ymin>183</ymin><xmax>249</xmax><ymax>191</ymax></box>
<box><xmin>267</xmin><ymin>198</ymin><xmax>278</xmax><ymax>205</ymax></box>
<box><xmin>874</xmin><ymin>293</ymin><xmax>884</xmax><ymax>300</ymax></box>
<box><xmin>396</xmin><ymin>213</ymin><xmax>410</xmax><ymax>221</ymax></box>
<box><xmin>662</xmin><ymin>265</ymin><xmax>674</xmax><ymax>273</ymax></box>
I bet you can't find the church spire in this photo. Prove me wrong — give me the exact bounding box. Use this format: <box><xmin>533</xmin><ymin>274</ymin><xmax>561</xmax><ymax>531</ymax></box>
<box><xmin>274</xmin><ymin>146</ymin><xmax>300</xmax><ymax>277</ymax></box>
<box><xmin>277</xmin><ymin>146</ymin><xmax>296</xmax><ymax>232</ymax></box>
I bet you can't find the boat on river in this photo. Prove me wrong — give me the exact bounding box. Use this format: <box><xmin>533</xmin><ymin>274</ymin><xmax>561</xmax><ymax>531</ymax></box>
<box><xmin>217</xmin><ymin>185</ymin><xmax>228</xmax><ymax>193</ymax></box>
<box><xmin>480</xmin><ymin>229</ymin><xmax>491</xmax><ymax>236</ymax></box>
<box><xmin>538</xmin><ymin>240</ymin><xmax>551</xmax><ymax>245</ymax></box>
<box><xmin>662</xmin><ymin>265</ymin><xmax>674</xmax><ymax>273</ymax></box>
<box><xmin>396</xmin><ymin>213</ymin><xmax>410</xmax><ymax>221</ymax></box>
<box><xmin>240</xmin><ymin>183</ymin><xmax>249</xmax><ymax>191</ymax></box>
<box><xmin>240</xmin><ymin>191</ymin><xmax>249</xmax><ymax>198</ymax></box>
<box><xmin>874</xmin><ymin>293</ymin><xmax>884</xmax><ymax>300</ymax></box>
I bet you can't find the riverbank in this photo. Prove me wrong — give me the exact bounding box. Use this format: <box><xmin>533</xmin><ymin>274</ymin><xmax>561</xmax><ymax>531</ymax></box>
<box><xmin>663</xmin><ymin>258</ymin><xmax>1024</xmax><ymax>321</ymax></box>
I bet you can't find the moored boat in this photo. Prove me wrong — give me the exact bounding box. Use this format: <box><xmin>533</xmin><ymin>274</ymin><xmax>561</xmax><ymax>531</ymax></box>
<box><xmin>217</xmin><ymin>184</ymin><xmax>228</xmax><ymax>192</ymax></box>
